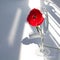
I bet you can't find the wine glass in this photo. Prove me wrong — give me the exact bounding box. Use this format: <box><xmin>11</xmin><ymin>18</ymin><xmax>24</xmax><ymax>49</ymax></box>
<box><xmin>27</xmin><ymin>8</ymin><xmax>50</xmax><ymax>56</ymax></box>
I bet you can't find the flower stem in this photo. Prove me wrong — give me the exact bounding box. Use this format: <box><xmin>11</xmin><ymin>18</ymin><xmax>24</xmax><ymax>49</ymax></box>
<box><xmin>36</xmin><ymin>26</ymin><xmax>44</xmax><ymax>52</ymax></box>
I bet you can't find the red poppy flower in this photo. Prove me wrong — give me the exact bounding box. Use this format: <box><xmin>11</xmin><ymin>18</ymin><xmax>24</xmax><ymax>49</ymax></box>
<box><xmin>27</xmin><ymin>8</ymin><xmax>44</xmax><ymax>27</ymax></box>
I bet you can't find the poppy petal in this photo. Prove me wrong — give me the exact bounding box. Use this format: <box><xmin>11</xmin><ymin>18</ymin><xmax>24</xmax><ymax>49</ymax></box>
<box><xmin>27</xmin><ymin>8</ymin><xmax>44</xmax><ymax>27</ymax></box>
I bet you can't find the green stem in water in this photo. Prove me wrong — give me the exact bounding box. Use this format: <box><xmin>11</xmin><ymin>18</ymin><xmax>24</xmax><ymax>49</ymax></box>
<box><xmin>36</xmin><ymin>26</ymin><xmax>44</xmax><ymax>52</ymax></box>
<box><xmin>36</xmin><ymin>26</ymin><xmax>41</xmax><ymax>32</ymax></box>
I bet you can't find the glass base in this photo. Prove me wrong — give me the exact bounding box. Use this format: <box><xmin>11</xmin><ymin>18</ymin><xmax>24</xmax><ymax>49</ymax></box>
<box><xmin>36</xmin><ymin>46</ymin><xmax>50</xmax><ymax>56</ymax></box>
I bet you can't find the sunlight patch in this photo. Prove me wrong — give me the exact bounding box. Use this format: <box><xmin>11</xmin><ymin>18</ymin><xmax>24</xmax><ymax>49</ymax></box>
<box><xmin>22</xmin><ymin>22</ymin><xmax>33</xmax><ymax>40</ymax></box>
<box><xmin>28</xmin><ymin>0</ymin><xmax>41</xmax><ymax>10</ymax></box>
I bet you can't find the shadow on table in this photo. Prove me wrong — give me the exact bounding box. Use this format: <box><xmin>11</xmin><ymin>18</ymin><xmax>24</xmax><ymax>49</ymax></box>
<box><xmin>0</xmin><ymin>0</ymin><xmax>30</xmax><ymax>60</ymax></box>
<box><xmin>21</xmin><ymin>31</ymin><xmax>60</xmax><ymax>60</ymax></box>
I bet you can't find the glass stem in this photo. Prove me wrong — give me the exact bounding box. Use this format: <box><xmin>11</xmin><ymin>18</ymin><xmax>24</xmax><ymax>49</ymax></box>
<box><xmin>36</xmin><ymin>26</ymin><xmax>44</xmax><ymax>52</ymax></box>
